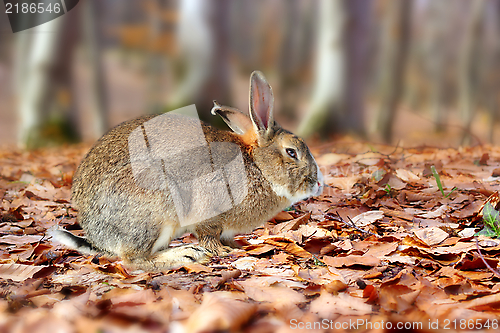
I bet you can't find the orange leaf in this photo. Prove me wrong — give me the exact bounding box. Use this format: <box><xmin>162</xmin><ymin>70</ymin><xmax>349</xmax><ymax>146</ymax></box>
<box><xmin>264</xmin><ymin>239</ymin><xmax>312</xmax><ymax>259</ymax></box>
<box><xmin>185</xmin><ymin>294</ymin><xmax>257</xmax><ymax>333</ymax></box>
<box><xmin>0</xmin><ymin>263</ymin><xmax>44</xmax><ymax>282</ymax></box>
<box><xmin>322</xmin><ymin>255</ymin><xmax>381</xmax><ymax>268</ymax></box>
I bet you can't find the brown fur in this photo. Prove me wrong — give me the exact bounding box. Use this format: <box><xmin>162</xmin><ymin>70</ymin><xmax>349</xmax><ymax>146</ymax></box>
<box><xmin>239</xmin><ymin>128</ymin><xmax>258</xmax><ymax>147</ymax></box>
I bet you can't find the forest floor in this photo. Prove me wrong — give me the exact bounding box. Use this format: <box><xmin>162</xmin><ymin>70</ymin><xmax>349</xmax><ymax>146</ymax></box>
<box><xmin>1</xmin><ymin>140</ymin><xmax>500</xmax><ymax>332</ymax></box>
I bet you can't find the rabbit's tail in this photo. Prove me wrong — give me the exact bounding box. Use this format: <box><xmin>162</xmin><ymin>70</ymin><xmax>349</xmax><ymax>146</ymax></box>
<box><xmin>49</xmin><ymin>228</ymin><xmax>99</xmax><ymax>255</ymax></box>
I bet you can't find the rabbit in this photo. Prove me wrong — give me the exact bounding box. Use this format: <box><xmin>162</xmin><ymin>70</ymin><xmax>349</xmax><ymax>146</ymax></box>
<box><xmin>51</xmin><ymin>71</ymin><xmax>324</xmax><ymax>272</ymax></box>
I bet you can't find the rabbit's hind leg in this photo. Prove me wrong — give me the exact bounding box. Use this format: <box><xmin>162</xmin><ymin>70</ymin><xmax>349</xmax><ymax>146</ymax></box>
<box><xmin>127</xmin><ymin>245</ymin><xmax>213</xmax><ymax>272</ymax></box>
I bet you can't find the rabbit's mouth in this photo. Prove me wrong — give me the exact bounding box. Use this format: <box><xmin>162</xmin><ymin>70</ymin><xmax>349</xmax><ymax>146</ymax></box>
<box><xmin>313</xmin><ymin>172</ymin><xmax>324</xmax><ymax>197</ymax></box>
<box><xmin>310</xmin><ymin>166</ymin><xmax>324</xmax><ymax>197</ymax></box>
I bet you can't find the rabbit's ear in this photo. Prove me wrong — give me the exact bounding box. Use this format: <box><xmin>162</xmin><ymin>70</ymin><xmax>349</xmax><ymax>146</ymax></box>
<box><xmin>211</xmin><ymin>101</ymin><xmax>253</xmax><ymax>135</ymax></box>
<box><xmin>249</xmin><ymin>71</ymin><xmax>275</xmax><ymax>136</ymax></box>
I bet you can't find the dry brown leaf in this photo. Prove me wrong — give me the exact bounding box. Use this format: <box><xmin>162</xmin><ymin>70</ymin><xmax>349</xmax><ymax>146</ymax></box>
<box><xmin>0</xmin><ymin>234</ymin><xmax>43</xmax><ymax>245</ymax></box>
<box><xmin>231</xmin><ymin>257</ymin><xmax>258</xmax><ymax>270</ymax></box>
<box><xmin>185</xmin><ymin>293</ymin><xmax>257</xmax><ymax>333</ymax></box>
<box><xmin>332</xmin><ymin>239</ymin><xmax>353</xmax><ymax>251</ymax></box>
<box><xmin>385</xmin><ymin>254</ymin><xmax>416</xmax><ymax>265</ymax></box>
<box><xmin>386</xmin><ymin>174</ymin><xmax>407</xmax><ymax>190</ymax></box>
<box><xmin>272</xmin><ymin>211</ymin><xmax>294</xmax><ymax>222</ymax></box>
<box><xmin>240</xmin><ymin>284</ymin><xmax>306</xmax><ymax>304</ymax></box>
<box><xmin>316</xmin><ymin>153</ymin><xmax>348</xmax><ymax>165</ymax></box>
<box><xmin>309</xmin><ymin>292</ymin><xmax>372</xmax><ymax>318</ymax></box>
<box><xmin>273</xmin><ymin>213</ymin><xmax>310</xmax><ymax>234</ymax></box>
<box><xmin>458</xmin><ymin>228</ymin><xmax>476</xmax><ymax>238</ymax></box>
<box><xmin>180</xmin><ymin>263</ymin><xmax>214</xmax><ymax>273</ymax></box>
<box><xmin>237</xmin><ymin>275</ymin><xmax>305</xmax><ymax>289</ymax></box>
<box><xmin>364</xmin><ymin>242</ymin><xmax>398</xmax><ymax>257</ymax></box>
<box><xmin>263</xmin><ymin>239</ymin><xmax>312</xmax><ymax>259</ymax></box>
<box><xmin>379</xmin><ymin>284</ymin><xmax>419</xmax><ymax>313</ymax></box>
<box><xmin>244</xmin><ymin>243</ymin><xmax>276</xmax><ymax>255</ymax></box>
<box><xmin>293</xmin><ymin>266</ymin><xmax>346</xmax><ymax>285</ymax></box>
<box><xmin>30</xmin><ymin>293</ymin><xmax>66</xmax><ymax>307</ymax></box>
<box><xmin>478</xmin><ymin>192</ymin><xmax>500</xmax><ymax>217</ymax></box>
<box><xmin>416</xmin><ymin>205</ymin><xmax>448</xmax><ymax>219</ymax></box>
<box><xmin>0</xmin><ymin>263</ymin><xmax>44</xmax><ymax>282</ymax></box>
<box><xmin>451</xmin><ymin>201</ymin><xmax>484</xmax><ymax>219</ymax></box>
<box><xmin>296</xmin><ymin>224</ymin><xmax>330</xmax><ymax>238</ymax></box>
<box><xmin>380</xmin><ymin>207</ymin><xmax>414</xmax><ymax>221</ymax></box>
<box><xmin>465</xmin><ymin>293</ymin><xmax>500</xmax><ymax>311</ymax></box>
<box><xmin>396</xmin><ymin>169</ymin><xmax>420</xmax><ymax>182</ymax></box>
<box><xmin>413</xmin><ymin>227</ymin><xmax>449</xmax><ymax>246</ymax></box>
<box><xmin>109</xmin><ymin>289</ymin><xmax>157</xmax><ymax>306</ymax></box>
<box><xmin>431</xmin><ymin>241</ymin><xmax>477</xmax><ymax>255</ymax></box>
<box><xmin>350</xmin><ymin>210</ymin><xmax>384</xmax><ymax>227</ymax></box>
<box><xmin>322</xmin><ymin>255</ymin><xmax>381</xmax><ymax>268</ymax></box>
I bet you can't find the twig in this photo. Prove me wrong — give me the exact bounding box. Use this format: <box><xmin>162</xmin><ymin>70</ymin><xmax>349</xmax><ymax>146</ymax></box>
<box><xmin>475</xmin><ymin>237</ymin><xmax>500</xmax><ymax>279</ymax></box>
<box><xmin>334</xmin><ymin>211</ymin><xmax>379</xmax><ymax>237</ymax></box>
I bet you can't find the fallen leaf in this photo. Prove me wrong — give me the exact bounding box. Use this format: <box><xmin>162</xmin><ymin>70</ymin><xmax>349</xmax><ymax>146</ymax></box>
<box><xmin>396</xmin><ymin>169</ymin><xmax>420</xmax><ymax>182</ymax></box>
<box><xmin>0</xmin><ymin>234</ymin><xmax>43</xmax><ymax>245</ymax></box>
<box><xmin>273</xmin><ymin>213</ymin><xmax>311</xmax><ymax>233</ymax></box>
<box><xmin>244</xmin><ymin>243</ymin><xmax>276</xmax><ymax>255</ymax></box>
<box><xmin>350</xmin><ymin>210</ymin><xmax>384</xmax><ymax>227</ymax></box>
<box><xmin>458</xmin><ymin>228</ymin><xmax>476</xmax><ymax>238</ymax></box>
<box><xmin>109</xmin><ymin>289</ymin><xmax>157</xmax><ymax>306</ymax></box>
<box><xmin>231</xmin><ymin>257</ymin><xmax>258</xmax><ymax>271</ymax></box>
<box><xmin>323</xmin><ymin>255</ymin><xmax>381</xmax><ymax>268</ymax></box>
<box><xmin>180</xmin><ymin>263</ymin><xmax>214</xmax><ymax>273</ymax></box>
<box><xmin>310</xmin><ymin>292</ymin><xmax>372</xmax><ymax>318</ymax></box>
<box><xmin>413</xmin><ymin>227</ymin><xmax>449</xmax><ymax>246</ymax></box>
<box><xmin>417</xmin><ymin>205</ymin><xmax>448</xmax><ymax>219</ymax></box>
<box><xmin>0</xmin><ymin>263</ymin><xmax>44</xmax><ymax>282</ymax></box>
<box><xmin>240</xmin><ymin>284</ymin><xmax>306</xmax><ymax>304</ymax></box>
<box><xmin>185</xmin><ymin>294</ymin><xmax>257</xmax><ymax>333</ymax></box>
<box><xmin>30</xmin><ymin>293</ymin><xmax>66</xmax><ymax>307</ymax></box>
<box><xmin>272</xmin><ymin>211</ymin><xmax>294</xmax><ymax>222</ymax></box>
<box><xmin>263</xmin><ymin>238</ymin><xmax>312</xmax><ymax>259</ymax></box>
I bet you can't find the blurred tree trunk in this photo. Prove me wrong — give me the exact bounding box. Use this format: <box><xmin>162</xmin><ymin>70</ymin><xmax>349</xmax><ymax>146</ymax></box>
<box><xmin>168</xmin><ymin>0</ymin><xmax>230</xmax><ymax>122</ymax></box>
<box><xmin>278</xmin><ymin>0</ymin><xmax>315</xmax><ymax>120</ymax></box>
<box><xmin>298</xmin><ymin>0</ymin><xmax>370</xmax><ymax>139</ymax></box>
<box><xmin>488</xmin><ymin>0</ymin><xmax>500</xmax><ymax>143</ymax></box>
<box><xmin>424</xmin><ymin>0</ymin><xmax>448</xmax><ymax>132</ymax></box>
<box><xmin>16</xmin><ymin>9</ymin><xmax>82</xmax><ymax>149</ymax></box>
<box><xmin>146</xmin><ymin>0</ymin><xmax>165</xmax><ymax>115</ymax></box>
<box><xmin>17</xmin><ymin>19</ymin><xmax>63</xmax><ymax>148</ymax></box>
<box><xmin>167</xmin><ymin>0</ymin><xmax>213</xmax><ymax>113</ymax></box>
<box><xmin>196</xmin><ymin>0</ymin><xmax>231</xmax><ymax>120</ymax></box>
<box><xmin>83</xmin><ymin>0</ymin><xmax>109</xmax><ymax>138</ymax></box>
<box><xmin>459</xmin><ymin>0</ymin><xmax>485</xmax><ymax>144</ymax></box>
<box><xmin>373</xmin><ymin>0</ymin><xmax>411</xmax><ymax>143</ymax></box>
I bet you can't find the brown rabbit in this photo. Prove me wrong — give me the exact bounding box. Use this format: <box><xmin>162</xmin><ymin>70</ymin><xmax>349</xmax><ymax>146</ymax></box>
<box><xmin>51</xmin><ymin>71</ymin><xmax>324</xmax><ymax>271</ymax></box>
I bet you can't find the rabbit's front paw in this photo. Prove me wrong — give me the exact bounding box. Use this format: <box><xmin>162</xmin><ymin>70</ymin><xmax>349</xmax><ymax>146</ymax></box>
<box><xmin>198</xmin><ymin>235</ymin><xmax>234</xmax><ymax>256</ymax></box>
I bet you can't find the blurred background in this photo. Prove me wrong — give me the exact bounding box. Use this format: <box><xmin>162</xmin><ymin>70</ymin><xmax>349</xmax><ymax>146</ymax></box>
<box><xmin>0</xmin><ymin>0</ymin><xmax>500</xmax><ymax>149</ymax></box>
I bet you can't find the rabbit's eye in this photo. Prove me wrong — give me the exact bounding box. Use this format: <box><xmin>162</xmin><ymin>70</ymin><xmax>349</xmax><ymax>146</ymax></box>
<box><xmin>286</xmin><ymin>148</ymin><xmax>298</xmax><ymax>159</ymax></box>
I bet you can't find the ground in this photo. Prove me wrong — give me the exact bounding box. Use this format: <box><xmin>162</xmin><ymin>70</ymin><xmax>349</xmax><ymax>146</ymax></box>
<box><xmin>1</xmin><ymin>140</ymin><xmax>500</xmax><ymax>332</ymax></box>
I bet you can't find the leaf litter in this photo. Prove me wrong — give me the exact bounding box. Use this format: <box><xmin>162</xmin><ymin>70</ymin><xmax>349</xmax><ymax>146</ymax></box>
<box><xmin>0</xmin><ymin>142</ymin><xmax>500</xmax><ymax>332</ymax></box>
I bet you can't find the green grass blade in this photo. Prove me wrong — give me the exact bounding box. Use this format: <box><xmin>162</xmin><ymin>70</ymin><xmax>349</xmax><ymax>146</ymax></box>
<box><xmin>430</xmin><ymin>165</ymin><xmax>445</xmax><ymax>196</ymax></box>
